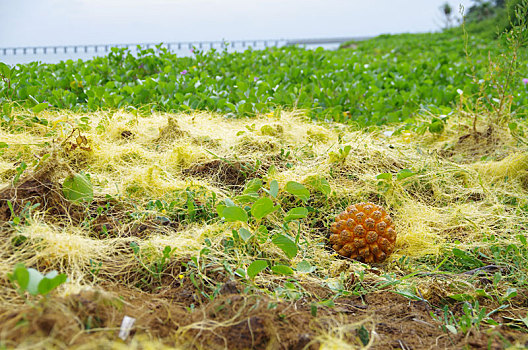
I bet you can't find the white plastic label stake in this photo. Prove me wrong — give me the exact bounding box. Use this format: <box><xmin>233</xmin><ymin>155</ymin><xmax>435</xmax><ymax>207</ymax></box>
<box><xmin>118</xmin><ymin>315</ymin><xmax>136</xmax><ymax>340</ymax></box>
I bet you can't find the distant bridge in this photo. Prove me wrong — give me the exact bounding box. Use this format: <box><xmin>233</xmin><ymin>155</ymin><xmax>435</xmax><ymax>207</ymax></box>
<box><xmin>0</xmin><ymin>37</ymin><xmax>369</xmax><ymax>56</ymax></box>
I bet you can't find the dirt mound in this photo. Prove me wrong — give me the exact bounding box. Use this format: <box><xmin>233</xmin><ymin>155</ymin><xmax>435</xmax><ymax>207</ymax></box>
<box><xmin>183</xmin><ymin>159</ymin><xmax>262</xmax><ymax>189</ymax></box>
<box><xmin>0</xmin><ymin>171</ymin><xmax>65</xmax><ymax>223</ymax></box>
<box><xmin>440</xmin><ymin>126</ymin><xmax>511</xmax><ymax>163</ymax></box>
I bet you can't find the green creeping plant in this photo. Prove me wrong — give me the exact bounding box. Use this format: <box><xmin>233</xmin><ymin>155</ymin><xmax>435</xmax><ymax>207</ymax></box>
<box><xmin>2</xmin><ymin>32</ymin><xmax>526</xmax><ymax>124</ymax></box>
<box><xmin>217</xmin><ymin>178</ymin><xmax>319</xmax><ymax>278</ymax></box>
<box><xmin>8</xmin><ymin>263</ymin><xmax>68</xmax><ymax>297</ymax></box>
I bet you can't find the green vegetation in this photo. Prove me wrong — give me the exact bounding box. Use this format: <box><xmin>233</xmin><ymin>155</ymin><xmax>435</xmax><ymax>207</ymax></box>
<box><xmin>1</xmin><ymin>3</ymin><xmax>528</xmax><ymax>348</ymax></box>
<box><xmin>1</xmin><ymin>24</ymin><xmax>527</xmax><ymax>125</ymax></box>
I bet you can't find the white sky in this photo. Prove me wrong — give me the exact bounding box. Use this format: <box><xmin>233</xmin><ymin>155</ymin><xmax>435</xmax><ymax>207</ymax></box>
<box><xmin>0</xmin><ymin>0</ymin><xmax>472</xmax><ymax>47</ymax></box>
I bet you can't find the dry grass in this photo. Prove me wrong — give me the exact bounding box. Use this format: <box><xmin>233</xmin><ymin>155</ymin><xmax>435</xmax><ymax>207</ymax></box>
<box><xmin>1</xmin><ymin>109</ymin><xmax>527</xmax><ymax>348</ymax></box>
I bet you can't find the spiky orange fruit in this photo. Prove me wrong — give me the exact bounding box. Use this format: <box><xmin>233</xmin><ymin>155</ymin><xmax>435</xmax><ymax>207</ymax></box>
<box><xmin>329</xmin><ymin>202</ymin><xmax>396</xmax><ymax>263</ymax></box>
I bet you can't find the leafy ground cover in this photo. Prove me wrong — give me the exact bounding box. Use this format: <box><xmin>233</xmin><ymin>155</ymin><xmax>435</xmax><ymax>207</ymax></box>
<box><xmin>1</xmin><ymin>31</ymin><xmax>527</xmax><ymax>125</ymax></box>
<box><xmin>0</xmin><ymin>106</ymin><xmax>528</xmax><ymax>349</ymax></box>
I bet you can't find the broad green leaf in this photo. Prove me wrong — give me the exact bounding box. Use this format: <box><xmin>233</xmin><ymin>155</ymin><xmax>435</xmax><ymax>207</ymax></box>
<box><xmin>269</xmin><ymin>180</ymin><xmax>279</xmax><ymax>198</ymax></box>
<box><xmin>285</xmin><ymin>181</ymin><xmax>310</xmax><ymax>202</ymax></box>
<box><xmin>358</xmin><ymin>326</ymin><xmax>369</xmax><ymax>346</ymax></box>
<box><xmin>376</xmin><ymin>173</ymin><xmax>392</xmax><ymax>180</ymax></box>
<box><xmin>238</xmin><ymin>227</ymin><xmax>252</xmax><ymax>242</ymax></box>
<box><xmin>502</xmin><ymin>287</ymin><xmax>518</xmax><ymax>302</ymax></box>
<box><xmin>9</xmin><ymin>263</ymin><xmax>30</xmax><ymax>290</ymax></box>
<box><xmin>396</xmin><ymin>169</ymin><xmax>415</xmax><ymax>181</ymax></box>
<box><xmin>38</xmin><ymin>273</ymin><xmax>67</xmax><ymax>296</ymax></box>
<box><xmin>305</xmin><ymin>175</ymin><xmax>331</xmax><ymax>196</ymax></box>
<box><xmin>429</xmin><ymin>121</ymin><xmax>444</xmax><ymax>134</ymax></box>
<box><xmin>224</xmin><ymin>198</ymin><xmax>235</xmax><ymax>207</ymax></box>
<box><xmin>296</xmin><ymin>260</ymin><xmax>315</xmax><ymax>273</ymax></box>
<box><xmin>318</xmin><ymin>299</ymin><xmax>335</xmax><ymax>307</ymax></box>
<box><xmin>270</xmin><ymin>264</ymin><xmax>294</xmax><ymax>275</ymax></box>
<box><xmin>445</xmin><ymin>325</ymin><xmax>458</xmax><ymax>335</ymax></box>
<box><xmin>32</xmin><ymin>102</ymin><xmax>49</xmax><ymax>114</ymax></box>
<box><xmin>0</xmin><ymin>62</ymin><xmax>10</xmax><ymax>76</ymax></box>
<box><xmin>251</xmin><ymin>197</ymin><xmax>279</xmax><ymax>219</ymax></box>
<box><xmin>234</xmin><ymin>193</ymin><xmax>259</xmax><ymax>204</ymax></box>
<box><xmin>452</xmin><ymin>248</ymin><xmax>484</xmax><ymax>267</ymax></box>
<box><xmin>26</xmin><ymin>268</ymin><xmax>44</xmax><ymax>296</ymax></box>
<box><xmin>256</xmin><ymin>225</ymin><xmax>269</xmax><ymax>243</ymax></box>
<box><xmin>475</xmin><ymin>289</ymin><xmax>491</xmax><ymax>299</ymax></box>
<box><xmin>243</xmin><ymin>178</ymin><xmax>262</xmax><ymax>194</ymax></box>
<box><xmin>44</xmin><ymin>271</ymin><xmax>59</xmax><ymax>279</ymax></box>
<box><xmin>284</xmin><ymin>207</ymin><xmax>308</xmax><ymax>222</ymax></box>
<box><xmin>216</xmin><ymin>203</ymin><xmax>226</xmax><ymax>217</ymax></box>
<box><xmin>247</xmin><ymin>260</ymin><xmax>268</xmax><ymax>278</ymax></box>
<box><xmin>222</xmin><ymin>206</ymin><xmax>248</xmax><ymax>222</ymax></box>
<box><xmin>62</xmin><ymin>173</ymin><xmax>93</xmax><ymax>203</ymax></box>
<box><xmin>272</xmin><ymin>234</ymin><xmax>298</xmax><ymax>258</ymax></box>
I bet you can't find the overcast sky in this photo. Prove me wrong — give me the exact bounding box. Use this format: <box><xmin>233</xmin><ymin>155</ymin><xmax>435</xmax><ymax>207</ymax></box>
<box><xmin>0</xmin><ymin>0</ymin><xmax>472</xmax><ymax>47</ymax></box>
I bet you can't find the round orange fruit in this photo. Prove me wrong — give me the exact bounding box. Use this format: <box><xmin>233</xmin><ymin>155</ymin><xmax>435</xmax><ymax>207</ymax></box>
<box><xmin>329</xmin><ymin>202</ymin><xmax>396</xmax><ymax>263</ymax></box>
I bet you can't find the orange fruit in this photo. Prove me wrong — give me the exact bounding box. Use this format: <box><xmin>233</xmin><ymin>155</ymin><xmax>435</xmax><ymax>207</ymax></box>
<box><xmin>329</xmin><ymin>202</ymin><xmax>396</xmax><ymax>263</ymax></box>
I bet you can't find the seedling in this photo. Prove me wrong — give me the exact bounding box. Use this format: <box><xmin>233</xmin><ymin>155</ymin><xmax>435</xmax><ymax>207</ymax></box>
<box><xmin>8</xmin><ymin>264</ymin><xmax>67</xmax><ymax>301</ymax></box>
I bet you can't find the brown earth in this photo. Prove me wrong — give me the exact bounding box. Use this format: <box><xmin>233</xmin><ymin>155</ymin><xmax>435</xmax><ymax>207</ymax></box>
<box><xmin>1</xmin><ymin>278</ymin><xmax>527</xmax><ymax>349</ymax></box>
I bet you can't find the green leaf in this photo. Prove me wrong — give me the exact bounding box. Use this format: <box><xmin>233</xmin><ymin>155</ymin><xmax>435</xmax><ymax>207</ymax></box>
<box><xmin>224</xmin><ymin>198</ymin><xmax>235</xmax><ymax>207</ymax></box>
<box><xmin>221</xmin><ymin>206</ymin><xmax>248</xmax><ymax>222</ymax></box>
<box><xmin>429</xmin><ymin>121</ymin><xmax>444</xmax><ymax>134</ymax></box>
<box><xmin>452</xmin><ymin>248</ymin><xmax>484</xmax><ymax>268</ymax></box>
<box><xmin>62</xmin><ymin>173</ymin><xmax>93</xmax><ymax>203</ymax></box>
<box><xmin>243</xmin><ymin>178</ymin><xmax>262</xmax><ymax>194</ymax></box>
<box><xmin>284</xmin><ymin>207</ymin><xmax>308</xmax><ymax>222</ymax></box>
<box><xmin>393</xmin><ymin>290</ymin><xmax>423</xmax><ymax>301</ymax></box>
<box><xmin>234</xmin><ymin>193</ymin><xmax>259</xmax><ymax>204</ymax></box>
<box><xmin>285</xmin><ymin>181</ymin><xmax>310</xmax><ymax>202</ymax></box>
<box><xmin>272</xmin><ymin>234</ymin><xmax>298</xmax><ymax>258</ymax></box>
<box><xmin>251</xmin><ymin>197</ymin><xmax>279</xmax><ymax>219</ymax></box>
<box><xmin>396</xmin><ymin>169</ymin><xmax>415</xmax><ymax>181</ymax></box>
<box><xmin>475</xmin><ymin>289</ymin><xmax>492</xmax><ymax>299</ymax></box>
<box><xmin>318</xmin><ymin>299</ymin><xmax>335</xmax><ymax>308</ymax></box>
<box><xmin>269</xmin><ymin>180</ymin><xmax>279</xmax><ymax>198</ymax></box>
<box><xmin>519</xmin><ymin>234</ymin><xmax>527</xmax><ymax>247</ymax></box>
<box><xmin>256</xmin><ymin>225</ymin><xmax>269</xmax><ymax>243</ymax></box>
<box><xmin>32</xmin><ymin>102</ymin><xmax>49</xmax><ymax>114</ymax></box>
<box><xmin>216</xmin><ymin>203</ymin><xmax>226</xmax><ymax>217</ymax></box>
<box><xmin>0</xmin><ymin>62</ymin><xmax>10</xmax><ymax>76</ymax></box>
<box><xmin>376</xmin><ymin>173</ymin><xmax>392</xmax><ymax>180</ymax></box>
<box><xmin>270</xmin><ymin>264</ymin><xmax>294</xmax><ymax>275</ymax></box>
<box><xmin>445</xmin><ymin>325</ymin><xmax>458</xmax><ymax>334</ymax></box>
<box><xmin>357</xmin><ymin>325</ymin><xmax>369</xmax><ymax>346</ymax></box>
<box><xmin>8</xmin><ymin>263</ymin><xmax>30</xmax><ymax>291</ymax></box>
<box><xmin>502</xmin><ymin>287</ymin><xmax>518</xmax><ymax>302</ymax></box>
<box><xmin>311</xmin><ymin>303</ymin><xmax>317</xmax><ymax>316</ymax></box>
<box><xmin>247</xmin><ymin>260</ymin><xmax>268</xmax><ymax>278</ymax></box>
<box><xmin>37</xmin><ymin>273</ymin><xmax>67</xmax><ymax>296</ymax></box>
<box><xmin>238</xmin><ymin>227</ymin><xmax>252</xmax><ymax>242</ymax></box>
<box><xmin>26</xmin><ymin>268</ymin><xmax>44</xmax><ymax>296</ymax></box>
<box><xmin>305</xmin><ymin>175</ymin><xmax>331</xmax><ymax>196</ymax></box>
<box><xmin>296</xmin><ymin>260</ymin><xmax>315</xmax><ymax>273</ymax></box>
